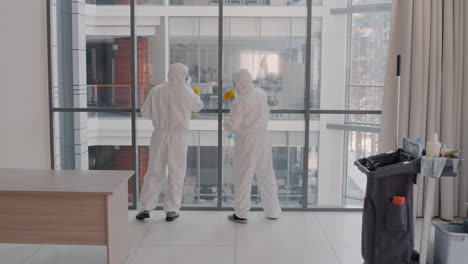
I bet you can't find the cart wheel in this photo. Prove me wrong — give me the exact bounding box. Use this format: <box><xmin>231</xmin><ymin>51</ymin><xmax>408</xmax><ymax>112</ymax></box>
<box><xmin>411</xmin><ymin>250</ymin><xmax>420</xmax><ymax>262</ymax></box>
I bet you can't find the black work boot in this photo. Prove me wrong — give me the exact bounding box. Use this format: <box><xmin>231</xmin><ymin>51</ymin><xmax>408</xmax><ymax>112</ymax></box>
<box><xmin>136</xmin><ymin>210</ymin><xmax>150</xmax><ymax>221</ymax></box>
<box><xmin>166</xmin><ymin>212</ymin><xmax>180</xmax><ymax>222</ymax></box>
<box><xmin>228</xmin><ymin>214</ymin><xmax>248</xmax><ymax>224</ymax></box>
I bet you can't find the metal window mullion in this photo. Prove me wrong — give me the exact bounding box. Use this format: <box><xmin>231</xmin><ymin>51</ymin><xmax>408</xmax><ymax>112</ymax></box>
<box><xmin>130</xmin><ymin>0</ymin><xmax>139</xmax><ymax>210</ymax></box>
<box><xmin>197</xmin><ymin>18</ymin><xmax>201</xmax><ymax>84</ymax></box>
<box><xmin>341</xmin><ymin>0</ymin><xmax>353</xmax><ymax>207</ymax></box>
<box><xmin>286</xmin><ymin>132</ymin><xmax>290</xmax><ymax>203</ymax></box>
<box><xmin>198</xmin><ymin>131</ymin><xmax>201</xmax><ymax>203</ymax></box>
<box><xmin>217</xmin><ymin>0</ymin><xmax>223</xmax><ymax>209</ymax></box>
<box><xmin>47</xmin><ymin>0</ymin><xmax>55</xmax><ymax>170</ymax></box>
<box><xmin>302</xmin><ymin>0</ymin><xmax>312</xmax><ymax>209</ymax></box>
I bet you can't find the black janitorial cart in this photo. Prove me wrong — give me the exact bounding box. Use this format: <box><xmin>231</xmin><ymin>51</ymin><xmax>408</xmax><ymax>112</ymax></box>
<box><xmin>355</xmin><ymin>148</ymin><xmax>419</xmax><ymax>264</ymax></box>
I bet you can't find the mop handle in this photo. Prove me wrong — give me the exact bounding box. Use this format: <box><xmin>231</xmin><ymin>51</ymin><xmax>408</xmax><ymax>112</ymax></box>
<box><xmin>419</xmin><ymin>177</ymin><xmax>437</xmax><ymax>264</ymax></box>
<box><xmin>395</xmin><ymin>54</ymin><xmax>401</xmax><ymax>149</ymax></box>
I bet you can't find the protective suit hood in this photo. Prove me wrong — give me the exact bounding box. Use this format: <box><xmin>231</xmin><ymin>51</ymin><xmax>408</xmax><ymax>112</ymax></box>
<box><xmin>168</xmin><ymin>63</ymin><xmax>189</xmax><ymax>86</ymax></box>
<box><xmin>232</xmin><ymin>70</ymin><xmax>254</xmax><ymax>96</ymax></box>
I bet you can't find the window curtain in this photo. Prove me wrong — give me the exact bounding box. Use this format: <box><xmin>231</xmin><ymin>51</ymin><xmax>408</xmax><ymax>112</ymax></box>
<box><xmin>380</xmin><ymin>0</ymin><xmax>468</xmax><ymax>219</ymax></box>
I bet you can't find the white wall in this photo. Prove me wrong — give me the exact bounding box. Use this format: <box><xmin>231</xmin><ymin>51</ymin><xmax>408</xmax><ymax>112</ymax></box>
<box><xmin>0</xmin><ymin>1</ymin><xmax>50</xmax><ymax>169</ymax></box>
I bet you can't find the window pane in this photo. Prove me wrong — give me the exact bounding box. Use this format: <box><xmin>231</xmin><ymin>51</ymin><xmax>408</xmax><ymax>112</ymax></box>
<box><xmin>352</xmin><ymin>0</ymin><xmax>390</xmax><ymax>5</ymax></box>
<box><xmin>137</xmin><ymin>11</ymin><xmax>220</xmax><ymax>207</ymax></box>
<box><xmin>224</xmin><ymin>17</ymin><xmax>307</xmax><ymax>110</ymax></box>
<box><xmin>310</xmin><ymin>18</ymin><xmax>322</xmax><ymax>110</ymax></box>
<box><xmin>52</xmin><ymin>0</ymin><xmax>131</xmax><ymax>108</ymax></box>
<box><xmin>307</xmin><ymin>131</ymin><xmax>319</xmax><ymax>206</ymax></box>
<box><xmin>222</xmin><ymin>114</ymin><xmax>307</xmax><ymax>208</ymax></box>
<box><xmin>312</xmin><ymin>6</ymin><xmax>390</xmax><ymax>111</ymax></box>
<box><xmin>310</xmin><ymin>114</ymin><xmax>380</xmax><ymax>208</ymax></box>
<box><xmin>344</xmin><ymin>114</ymin><xmax>381</xmax><ymax>207</ymax></box>
<box><xmin>170</xmin><ymin>0</ymin><xmax>214</xmax><ymax>5</ymax></box>
<box><xmin>348</xmin><ymin>12</ymin><xmax>390</xmax><ymax>110</ymax></box>
<box><xmin>54</xmin><ymin>112</ymin><xmax>136</xmax><ymax>205</ymax></box>
<box><xmin>167</xmin><ymin>0</ymin><xmax>320</xmax><ymax>6</ymax></box>
<box><xmin>349</xmin><ymin>12</ymin><xmax>390</xmax><ymax>107</ymax></box>
<box><xmin>137</xmin><ymin>128</ymin><xmax>219</xmax><ymax>207</ymax></box>
<box><xmin>87</xmin><ymin>0</ymin><xmax>163</xmax><ymax>4</ymax></box>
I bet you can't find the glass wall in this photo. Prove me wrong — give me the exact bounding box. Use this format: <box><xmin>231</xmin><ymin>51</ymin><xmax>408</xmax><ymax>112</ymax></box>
<box><xmin>221</xmin><ymin>116</ymin><xmax>307</xmax><ymax>208</ymax></box>
<box><xmin>223</xmin><ymin>17</ymin><xmax>307</xmax><ymax>111</ymax></box>
<box><xmin>49</xmin><ymin>0</ymin><xmax>392</xmax><ymax>209</ymax></box>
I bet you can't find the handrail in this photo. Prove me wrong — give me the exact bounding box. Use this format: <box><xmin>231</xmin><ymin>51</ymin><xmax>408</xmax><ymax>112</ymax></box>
<box><xmin>51</xmin><ymin>108</ymin><xmax>382</xmax><ymax>115</ymax></box>
<box><xmin>86</xmin><ymin>84</ymin><xmax>155</xmax><ymax>88</ymax></box>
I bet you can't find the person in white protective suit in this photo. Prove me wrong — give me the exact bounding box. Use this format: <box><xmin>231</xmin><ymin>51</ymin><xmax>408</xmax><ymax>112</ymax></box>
<box><xmin>136</xmin><ymin>63</ymin><xmax>204</xmax><ymax>222</ymax></box>
<box><xmin>224</xmin><ymin>70</ymin><xmax>281</xmax><ymax>224</ymax></box>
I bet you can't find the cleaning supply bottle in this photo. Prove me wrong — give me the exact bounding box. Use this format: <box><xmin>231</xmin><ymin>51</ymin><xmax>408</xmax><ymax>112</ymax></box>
<box><xmin>426</xmin><ymin>133</ymin><xmax>441</xmax><ymax>157</ymax></box>
<box><xmin>416</xmin><ymin>138</ymin><xmax>424</xmax><ymax>157</ymax></box>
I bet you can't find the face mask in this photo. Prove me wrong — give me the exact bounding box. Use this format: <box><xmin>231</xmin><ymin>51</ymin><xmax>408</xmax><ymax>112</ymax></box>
<box><xmin>185</xmin><ymin>75</ymin><xmax>192</xmax><ymax>86</ymax></box>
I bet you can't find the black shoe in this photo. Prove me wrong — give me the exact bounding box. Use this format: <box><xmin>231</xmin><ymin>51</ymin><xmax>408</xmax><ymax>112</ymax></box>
<box><xmin>166</xmin><ymin>212</ymin><xmax>179</xmax><ymax>222</ymax></box>
<box><xmin>228</xmin><ymin>214</ymin><xmax>247</xmax><ymax>224</ymax></box>
<box><xmin>136</xmin><ymin>210</ymin><xmax>150</xmax><ymax>220</ymax></box>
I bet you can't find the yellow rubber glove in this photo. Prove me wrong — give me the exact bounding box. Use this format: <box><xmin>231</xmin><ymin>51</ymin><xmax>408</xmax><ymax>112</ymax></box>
<box><xmin>223</xmin><ymin>90</ymin><xmax>236</xmax><ymax>101</ymax></box>
<box><xmin>191</xmin><ymin>87</ymin><xmax>200</xmax><ymax>95</ymax></box>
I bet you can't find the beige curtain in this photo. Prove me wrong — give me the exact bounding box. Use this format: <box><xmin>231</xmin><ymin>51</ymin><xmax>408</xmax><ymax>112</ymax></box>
<box><xmin>381</xmin><ymin>0</ymin><xmax>468</xmax><ymax>219</ymax></box>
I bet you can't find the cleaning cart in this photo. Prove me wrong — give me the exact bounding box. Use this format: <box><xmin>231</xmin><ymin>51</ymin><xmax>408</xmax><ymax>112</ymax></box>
<box><xmin>355</xmin><ymin>138</ymin><xmax>463</xmax><ymax>264</ymax></box>
<box><xmin>355</xmin><ymin>147</ymin><xmax>419</xmax><ymax>264</ymax></box>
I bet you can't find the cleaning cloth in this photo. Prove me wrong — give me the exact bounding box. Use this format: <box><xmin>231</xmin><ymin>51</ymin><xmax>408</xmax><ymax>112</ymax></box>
<box><xmin>420</xmin><ymin>157</ymin><xmax>447</xmax><ymax>179</ymax></box>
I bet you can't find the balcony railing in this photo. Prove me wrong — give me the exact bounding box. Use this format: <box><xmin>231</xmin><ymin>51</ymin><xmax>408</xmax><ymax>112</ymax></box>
<box><xmin>85</xmin><ymin>0</ymin><xmax>308</xmax><ymax>6</ymax></box>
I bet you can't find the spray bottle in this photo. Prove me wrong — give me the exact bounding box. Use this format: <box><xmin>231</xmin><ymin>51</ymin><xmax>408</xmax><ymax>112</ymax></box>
<box><xmin>426</xmin><ymin>133</ymin><xmax>441</xmax><ymax>157</ymax></box>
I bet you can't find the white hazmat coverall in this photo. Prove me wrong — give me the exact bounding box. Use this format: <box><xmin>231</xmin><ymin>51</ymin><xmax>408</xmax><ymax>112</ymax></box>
<box><xmin>139</xmin><ymin>63</ymin><xmax>204</xmax><ymax>213</ymax></box>
<box><xmin>224</xmin><ymin>70</ymin><xmax>281</xmax><ymax>219</ymax></box>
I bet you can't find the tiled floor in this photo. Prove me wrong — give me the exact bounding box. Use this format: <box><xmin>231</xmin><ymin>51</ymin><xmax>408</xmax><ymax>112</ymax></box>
<box><xmin>2</xmin><ymin>210</ymin><xmax>437</xmax><ymax>264</ymax></box>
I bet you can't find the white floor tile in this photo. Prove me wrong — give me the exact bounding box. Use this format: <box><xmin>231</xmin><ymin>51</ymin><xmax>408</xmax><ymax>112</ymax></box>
<box><xmin>128</xmin><ymin>210</ymin><xmax>153</xmax><ymax>246</ymax></box>
<box><xmin>0</xmin><ymin>244</ymin><xmax>41</xmax><ymax>264</ymax></box>
<box><xmin>236</xmin><ymin>245</ymin><xmax>340</xmax><ymax>264</ymax></box>
<box><xmin>130</xmin><ymin>246</ymin><xmax>235</xmax><ymax>264</ymax></box>
<box><xmin>6</xmin><ymin>211</ymin><xmax>442</xmax><ymax>264</ymax></box>
<box><xmin>142</xmin><ymin>211</ymin><xmax>235</xmax><ymax>246</ymax></box>
<box><xmin>333</xmin><ymin>246</ymin><xmax>363</xmax><ymax>264</ymax></box>
<box><xmin>126</xmin><ymin>247</ymin><xmax>138</xmax><ymax>264</ymax></box>
<box><xmin>235</xmin><ymin>212</ymin><xmax>329</xmax><ymax>247</ymax></box>
<box><xmin>24</xmin><ymin>245</ymin><xmax>107</xmax><ymax>264</ymax></box>
<box><xmin>315</xmin><ymin>212</ymin><xmax>363</xmax><ymax>247</ymax></box>
<box><xmin>24</xmin><ymin>245</ymin><xmax>136</xmax><ymax>264</ymax></box>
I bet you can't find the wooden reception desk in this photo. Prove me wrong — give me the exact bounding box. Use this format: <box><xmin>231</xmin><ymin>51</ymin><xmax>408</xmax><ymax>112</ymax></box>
<box><xmin>0</xmin><ymin>169</ymin><xmax>133</xmax><ymax>264</ymax></box>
